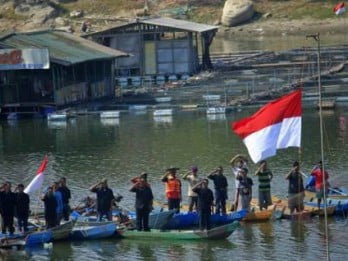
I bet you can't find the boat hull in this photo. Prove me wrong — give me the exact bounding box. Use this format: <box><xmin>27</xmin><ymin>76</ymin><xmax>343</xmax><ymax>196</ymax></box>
<box><xmin>71</xmin><ymin>222</ymin><xmax>117</xmax><ymax>240</ymax></box>
<box><xmin>120</xmin><ymin>221</ymin><xmax>239</xmax><ymax>240</ymax></box>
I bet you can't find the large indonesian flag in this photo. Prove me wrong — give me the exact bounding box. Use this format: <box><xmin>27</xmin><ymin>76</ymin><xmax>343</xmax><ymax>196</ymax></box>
<box><xmin>24</xmin><ymin>155</ymin><xmax>48</xmax><ymax>193</ymax></box>
<box><xmin>232</xmin><ymin>90</ymin><xmax>302</xmax><ymax>163</ymax></box>
<box><xmin>334</xmin><ymin>2</ymin><xmax>346</xmax><ymax>15</ymax></box>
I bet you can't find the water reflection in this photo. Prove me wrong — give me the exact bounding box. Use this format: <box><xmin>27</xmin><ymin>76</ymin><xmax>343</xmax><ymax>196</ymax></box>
<box><xmin>207</xmin><ymin>114</ymin><xmax>226</xmax><ymax>121</ymax></box>
<box><xmin>153</xmin><ymin>116</ymin><xmax>173</xmax><ymax>125</ymax></box>
<box><xmin>100</xmin><ymin>118</ymin><xmax>120</xmax><ymax>126</ymax></box>
<box><xmin>47</xmin><ymin>120</ymin><xmax>67</xmax><ymax>129</ymax></box>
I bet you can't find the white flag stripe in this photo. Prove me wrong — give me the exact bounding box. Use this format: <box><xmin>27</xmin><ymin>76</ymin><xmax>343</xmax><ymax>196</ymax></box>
<box><xmin>242</xmin><ymin>116</ymin><xmax>301</xmax><ymax>163</ymax></box>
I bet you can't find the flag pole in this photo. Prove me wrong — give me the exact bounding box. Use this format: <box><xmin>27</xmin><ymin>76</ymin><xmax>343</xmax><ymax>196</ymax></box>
<box><xmin>306</xmin><ymin>32</ymin><xmax>330</xmax><ymax>261</ymax></box>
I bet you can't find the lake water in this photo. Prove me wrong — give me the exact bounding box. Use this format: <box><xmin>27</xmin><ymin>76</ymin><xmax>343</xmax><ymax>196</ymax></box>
<box><xmin>1</xmin><ymin>104</ymin><xmax>348</xmax><ymax>260</ymax></box>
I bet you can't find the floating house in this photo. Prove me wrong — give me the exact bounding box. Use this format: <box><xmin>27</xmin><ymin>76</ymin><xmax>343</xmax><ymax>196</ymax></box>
<box><xmin>85</xmin><ymin>17</ymin><xmax>219</xmax><ymax>87</ymax></box>
<box><xmin>0</xmin><ymin>30</ymin><xmax>128</xmax><ymax>117</ymax></box>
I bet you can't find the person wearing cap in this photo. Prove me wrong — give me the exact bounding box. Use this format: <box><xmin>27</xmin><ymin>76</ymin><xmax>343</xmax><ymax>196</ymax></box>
<box><xmin>90</xmin><ymin>178</ymin><xmax>115</xmax><ymax>221</ymax></box>
<box><xmin>255</xmin><ymin>160</ymin><xmax>273</xmax><ymax>210</ymax></box>
<box><xmin>130</xmin><ymin>176</ymin><xmax>154</xmax><ymax>231</ymax></box>
<box><xmin>161</xmin><ymin>167</ymin><xmax>182</xmax><ymax>213</ymax></box>
<box><xmin>182</xmin><ymin>166</ymin><xmax>201</xmax><ymax>212</ymax></box>
<box><xmin>310</xmin><ymin>160</ymin><xmax>329</xmax><ymax>210</ymax></box>
<box><xmin>0</xmin><ymin>182</ymin><xmax>16</xmax><ymax>235</ymax></box>
<box><xmin>236</xmin><ymin>168</ymin><xmax>253</xmax><ymax>211</ymax></box>
<box><xmin>58</xmin><ymin>177</ymin><xmax>71</xmax><ymax>221</ymax></box>
<box><xmin>285</xmin><ymin>161</ymin><xmax>305</xmax><ymax>214</ymax></box>
<box><xmin>208</xmin><ymin>166</ymin><xmax>228</xmax><ymax>215</ymax></box>
<box><xmin>41</xmin><ymin>186</ymin><xmax>57</xmax><ymax>228</ymax></box>
<box><xmin>230</xmin><ymin>154</ymin><xmax>248</xmax><ymax>211</ymax></box>
<box><xmin>192</xmin><ymin>179</ymin><xmax>214</xmax><ymax>230</ymax></box>
<box><xmin>14</xmin><ymin>184</ymin><xmax>30</xmax><ymax>233</ymax></box>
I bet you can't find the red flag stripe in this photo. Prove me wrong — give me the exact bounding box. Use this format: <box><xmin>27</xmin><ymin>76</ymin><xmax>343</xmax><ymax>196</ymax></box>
<box><xmin>334</xmin><ymin>2</ymin><xmax>345</xmax><ymax>12</ymax></box>
<box><xmin>36</xmin><ymin>155</ymin><xmax>48</xmax><ymax>175</ymax></box>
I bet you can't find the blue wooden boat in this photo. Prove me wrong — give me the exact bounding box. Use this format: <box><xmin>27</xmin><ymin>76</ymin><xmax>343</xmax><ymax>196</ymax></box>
<box><xmin>25</xmin><ymin>230</ymin><xmax>52</xmax><ymax>246</ymax></box>
<box><xmin>71</xmin><ymin>221</ymin><xmax>117</xmax><ymax>240</ymax></box>
<box><xmin>164</xmin><ymin>209</ymin><xmax>248</xmax><ymax>229</ymax></box>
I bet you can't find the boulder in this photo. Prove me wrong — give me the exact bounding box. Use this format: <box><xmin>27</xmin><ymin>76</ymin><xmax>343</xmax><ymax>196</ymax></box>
<box><xmin>70</xmin><ymin>10</ymin><xmax>83</xmax><ymax>18</ymax></box>
<box><xmin>221</xmin><ymin>0</ymin><xmax>254</xmax><ymax>27</ymax></box>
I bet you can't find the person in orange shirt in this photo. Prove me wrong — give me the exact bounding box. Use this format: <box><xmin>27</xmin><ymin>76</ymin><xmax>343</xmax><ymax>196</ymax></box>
<box><xmin>161</xmin><ymin>167</ymin><xmax>181</xmax><ymax>213</ymax></box>
<box><xmin>310</xmin><ymin>160</ymin><xmax>329</xmax><ymax>210</ymax></box>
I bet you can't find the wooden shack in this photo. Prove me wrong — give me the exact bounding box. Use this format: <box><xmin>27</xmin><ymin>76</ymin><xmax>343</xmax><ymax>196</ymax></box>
<box><xmin>85</xmin><ymin>17</ymin><xmax>218</xmax><ymax>87</ymax></box>
<box><xmin>0</xmin><ymin>30</ymin><xmax>127</xmax><ymax>116</ymax></box>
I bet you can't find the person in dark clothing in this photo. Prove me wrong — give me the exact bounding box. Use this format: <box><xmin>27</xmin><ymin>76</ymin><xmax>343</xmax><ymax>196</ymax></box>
<box><xmin>192</xmin><ymin>179</ymin><xmax>214</xmax><ymax>230</ymax></box>
<box><xmin>89</xmin><ymin>178</ymin><xmax>115</xmax><ymax>221</ymax></box>
<box><xmin>58</xmin><ymin>177</ymin><xmax>71</xmax><ymax>221</ymax></box>
<box><xmin>15</xmin><ymin>184</ymin><xmax>30</xmax><ymax>233</ymax></box>
<box><xmin>41</xmin><ymin>186</ymin><xmax>57</xmax><ymax>229</ymax></box>
<box><xmin>207</xmin><ymin>166</ymin><xmax>228</xmax><ymax>215</ymax></box>
<box><xmin>130</xmin><ymin>174</ymin><xmax>154</xmax><ymax>231</ymax></box>
<box><xmin>285</xmin><ymin>161</ymin><xmax>305</xmax><ymax>214</ymax></box>
<box><xmin>236</xmin><ymin>168</ymin><xmax>253</xmax><ymax>211</ymax></box>
<box><xmin>0</xmin><ymin>182</ymin><xmax>16</xmax><ymax>235</ymax></box>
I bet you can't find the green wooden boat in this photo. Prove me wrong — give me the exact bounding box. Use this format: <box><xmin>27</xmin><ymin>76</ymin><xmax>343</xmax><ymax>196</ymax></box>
<box><xmin>119</xmin><ymin>221</ymin><xmax>239</xmax><ymax>240</ymax></box>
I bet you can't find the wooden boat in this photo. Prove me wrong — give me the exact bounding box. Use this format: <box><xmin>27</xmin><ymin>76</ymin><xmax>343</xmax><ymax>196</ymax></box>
<box><xmin>47</xmin><ymin>112</ymin><xmax>67</xmax><ymax>121</ymax></box>
<box><xmin>155</xmin><ymin>97</ymin><xmax>172</xmax><ymax>103</ymax></box>
<box><xmin>317</xmin><ymin>99</ymin><xmax>336</xmax><ymax>110</ymax></box>
<box><xmin>25</xmin><ymin>230</ymin><xmax>52</xmax><ymax>246</ymax></box>
<box><xmin>100</xmin><ymin>110</ymin><xmax>120</xmax><ymax>119</ymax></box>
<box><xmin>51</xmin><ymin>220</ymin><xmax>75</xmax><ymax>241</ymax></box>
<box><xmin>164</xmin><ymin>209</ymin><xmax>247</xmax><ymax>229</ymax></box>
<box><xmin>0</xmin><ymin>236</ymin><xmax>26</xmax><ymax>250</ymax></box>
<box><xmin>120</xmin><ymin>221</ymin><xmax>239</xmax><ymax>240</ymax></box>
<box><xmin>153</xmin><ymin>109</ymin><xmax>173</xmax><ymax>116</ymax></box>
<box><xmin>71</xmin><ymin>221</ymin><xmax>117</xmax><ymax>240</ymax></box>
<box><xmin>206</xmin><ymin>106</ymin><xmax>226</xmax><ymax>115</ymax></box>
<box><xmin>242</xmin><ymin>208</ymin><xmax>274</xmax><ymax>222</ymax></box>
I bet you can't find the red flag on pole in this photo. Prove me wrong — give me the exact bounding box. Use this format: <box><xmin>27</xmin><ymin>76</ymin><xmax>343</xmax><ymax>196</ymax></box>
<box><xmin>231</xmin><ymin>90</ymin><xmax>302</xmax><ymax>163</ymax></box>
<box><xmin>24</xmin><ymin>155</ymin><xmax>48</xmax><ymax>194</ymax></box>
<box><xmin>334</xmin><ymin>2</ymin><xmax>346</xmax><ymax>15</ymax></box>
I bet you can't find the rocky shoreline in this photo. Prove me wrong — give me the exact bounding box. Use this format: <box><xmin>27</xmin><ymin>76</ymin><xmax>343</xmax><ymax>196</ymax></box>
<box><xmin>218</xmin><ymin>17</ymin><xmax>348</xmax><ymax>37</ymax></box>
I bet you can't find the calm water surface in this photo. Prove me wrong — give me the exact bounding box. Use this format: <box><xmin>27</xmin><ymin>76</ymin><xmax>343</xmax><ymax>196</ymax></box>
<box><xmin>1</xmin><ymin>35</ymin><xmax>348</xmax><ymax>260</ymax></box>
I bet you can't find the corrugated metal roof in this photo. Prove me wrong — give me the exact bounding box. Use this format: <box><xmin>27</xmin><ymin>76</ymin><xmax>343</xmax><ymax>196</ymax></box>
<box><xmin>0</xmin><ymin>30</ymin><xmax>128</xmax><ymax>66</ymax></box>
<box><xmin>87</xmin><ymin>17</ymin><xmax>219</xmax><ymax>36</ymax></box>
<box><xmin>141</xmin><ymin>17</ymin><xmax>219</xmax><ymax>33</ymax></box>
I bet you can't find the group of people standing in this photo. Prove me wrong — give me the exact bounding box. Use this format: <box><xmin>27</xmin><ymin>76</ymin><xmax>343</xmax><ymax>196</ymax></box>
<box><xmin>0</xmin><ymin>177</ymin><xmax>71</xmax><ymax>235</ymax></box>
<box><xmin>41</xmin><ymin>177</ymin><xmax>71</xmax><ymax>229</ymax></box>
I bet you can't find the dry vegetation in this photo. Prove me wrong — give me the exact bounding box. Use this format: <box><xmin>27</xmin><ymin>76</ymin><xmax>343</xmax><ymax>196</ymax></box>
<box><xmin>0</xmin><ymin>0</ymin><xmax>346</xmax><ymax>33</ymax></box>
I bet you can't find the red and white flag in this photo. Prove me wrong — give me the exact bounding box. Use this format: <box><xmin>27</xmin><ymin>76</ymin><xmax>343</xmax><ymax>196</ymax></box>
<box><xmin>231</xmin><ymin>89</ymin><xmax>302</xmax><ymax>163</ymax></box>
<box><xmin>24</xmin><ymin>155</ymin><xmax>48</xmax><ymax>194</ymax></box>
<box><xmin>334</xmin><ymin>2</ymin><xmax>346</xmax><ymax>15</ymax></box>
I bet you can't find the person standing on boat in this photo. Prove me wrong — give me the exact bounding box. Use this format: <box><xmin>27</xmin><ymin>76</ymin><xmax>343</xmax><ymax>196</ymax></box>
<box><xmin>192</xmin><ymin>179</ymin><xmax>214</xmax><ymax>230</ymax></box>
<box><xmin>42</xmin><ymin>186</ymin><xmax>58</xmax><ymax>228</ymax></box>
<box><xmin>58</xmin><ymin>177</ymin><xmax>71</xmax><ymax>221</ymax></box>
<box><xmin>285</xmin><ymin>161</ymin><xmax>305</xmax><ymax>214</ymax></box>
<box><xmin>0</xmin><ymin>182</ymin><xmax>16</xmax><ymax>235</ymax></box>
<box><xmin>182</xmin><ymin>166</ymin><xmax>201</xmax><ymax>212</ymax></box>
<box><xmin>130</xmin><ymin>174</ymin><xmax>154</xmax><ymax>231</ymax></box>
<box><xmin>310</xmin><ymin>160</ymin><xmax>329</xmax><ymax>210</ymax></box>
<box><xmin>230</xmin><ymin>154</ymin><xmax>248</xmax><ymax>211</ymax></box>
<box><xmin>131</xmin><ymin>172</ymin><xmax>150</xmax><ymax>187</ymax></box>
<box><xmin>208</xmin><ymin>166</ymin><xmax>228</xmax><ymax>215</ymax></box>
<box><xmin>161</xmin><ymin>167</ymin><xmax>182</xmax><ymax>213</ymax></box>
<box><xmin>89</xmin><ymin>178</ymin><xmax>115</xmax><ymax>221</ymax></box>
<box><xmin>52</xmin><ymin>182</ymin><xmax>63</xmax><ymax>226</ymax></box>
<box><xmin>14</xmin><ymin>184</ymin><xmax>30</xmax><ymax>233</ymax></box>
<box><xmin>236</xmin><ymin>168</ymin><xmax>253</xmax><ymax>211</ymax></box>
<box><xmin>255</xmin><ymin>160</ymin><xmax>273</xmax><ymax>210</ymax></box>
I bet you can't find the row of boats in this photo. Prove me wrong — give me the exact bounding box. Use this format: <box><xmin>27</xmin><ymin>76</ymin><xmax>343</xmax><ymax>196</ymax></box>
<box><xmin>1</xmin><ymin>188</ymin><xmax>347</xmax><ymax>250</ymax></box>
